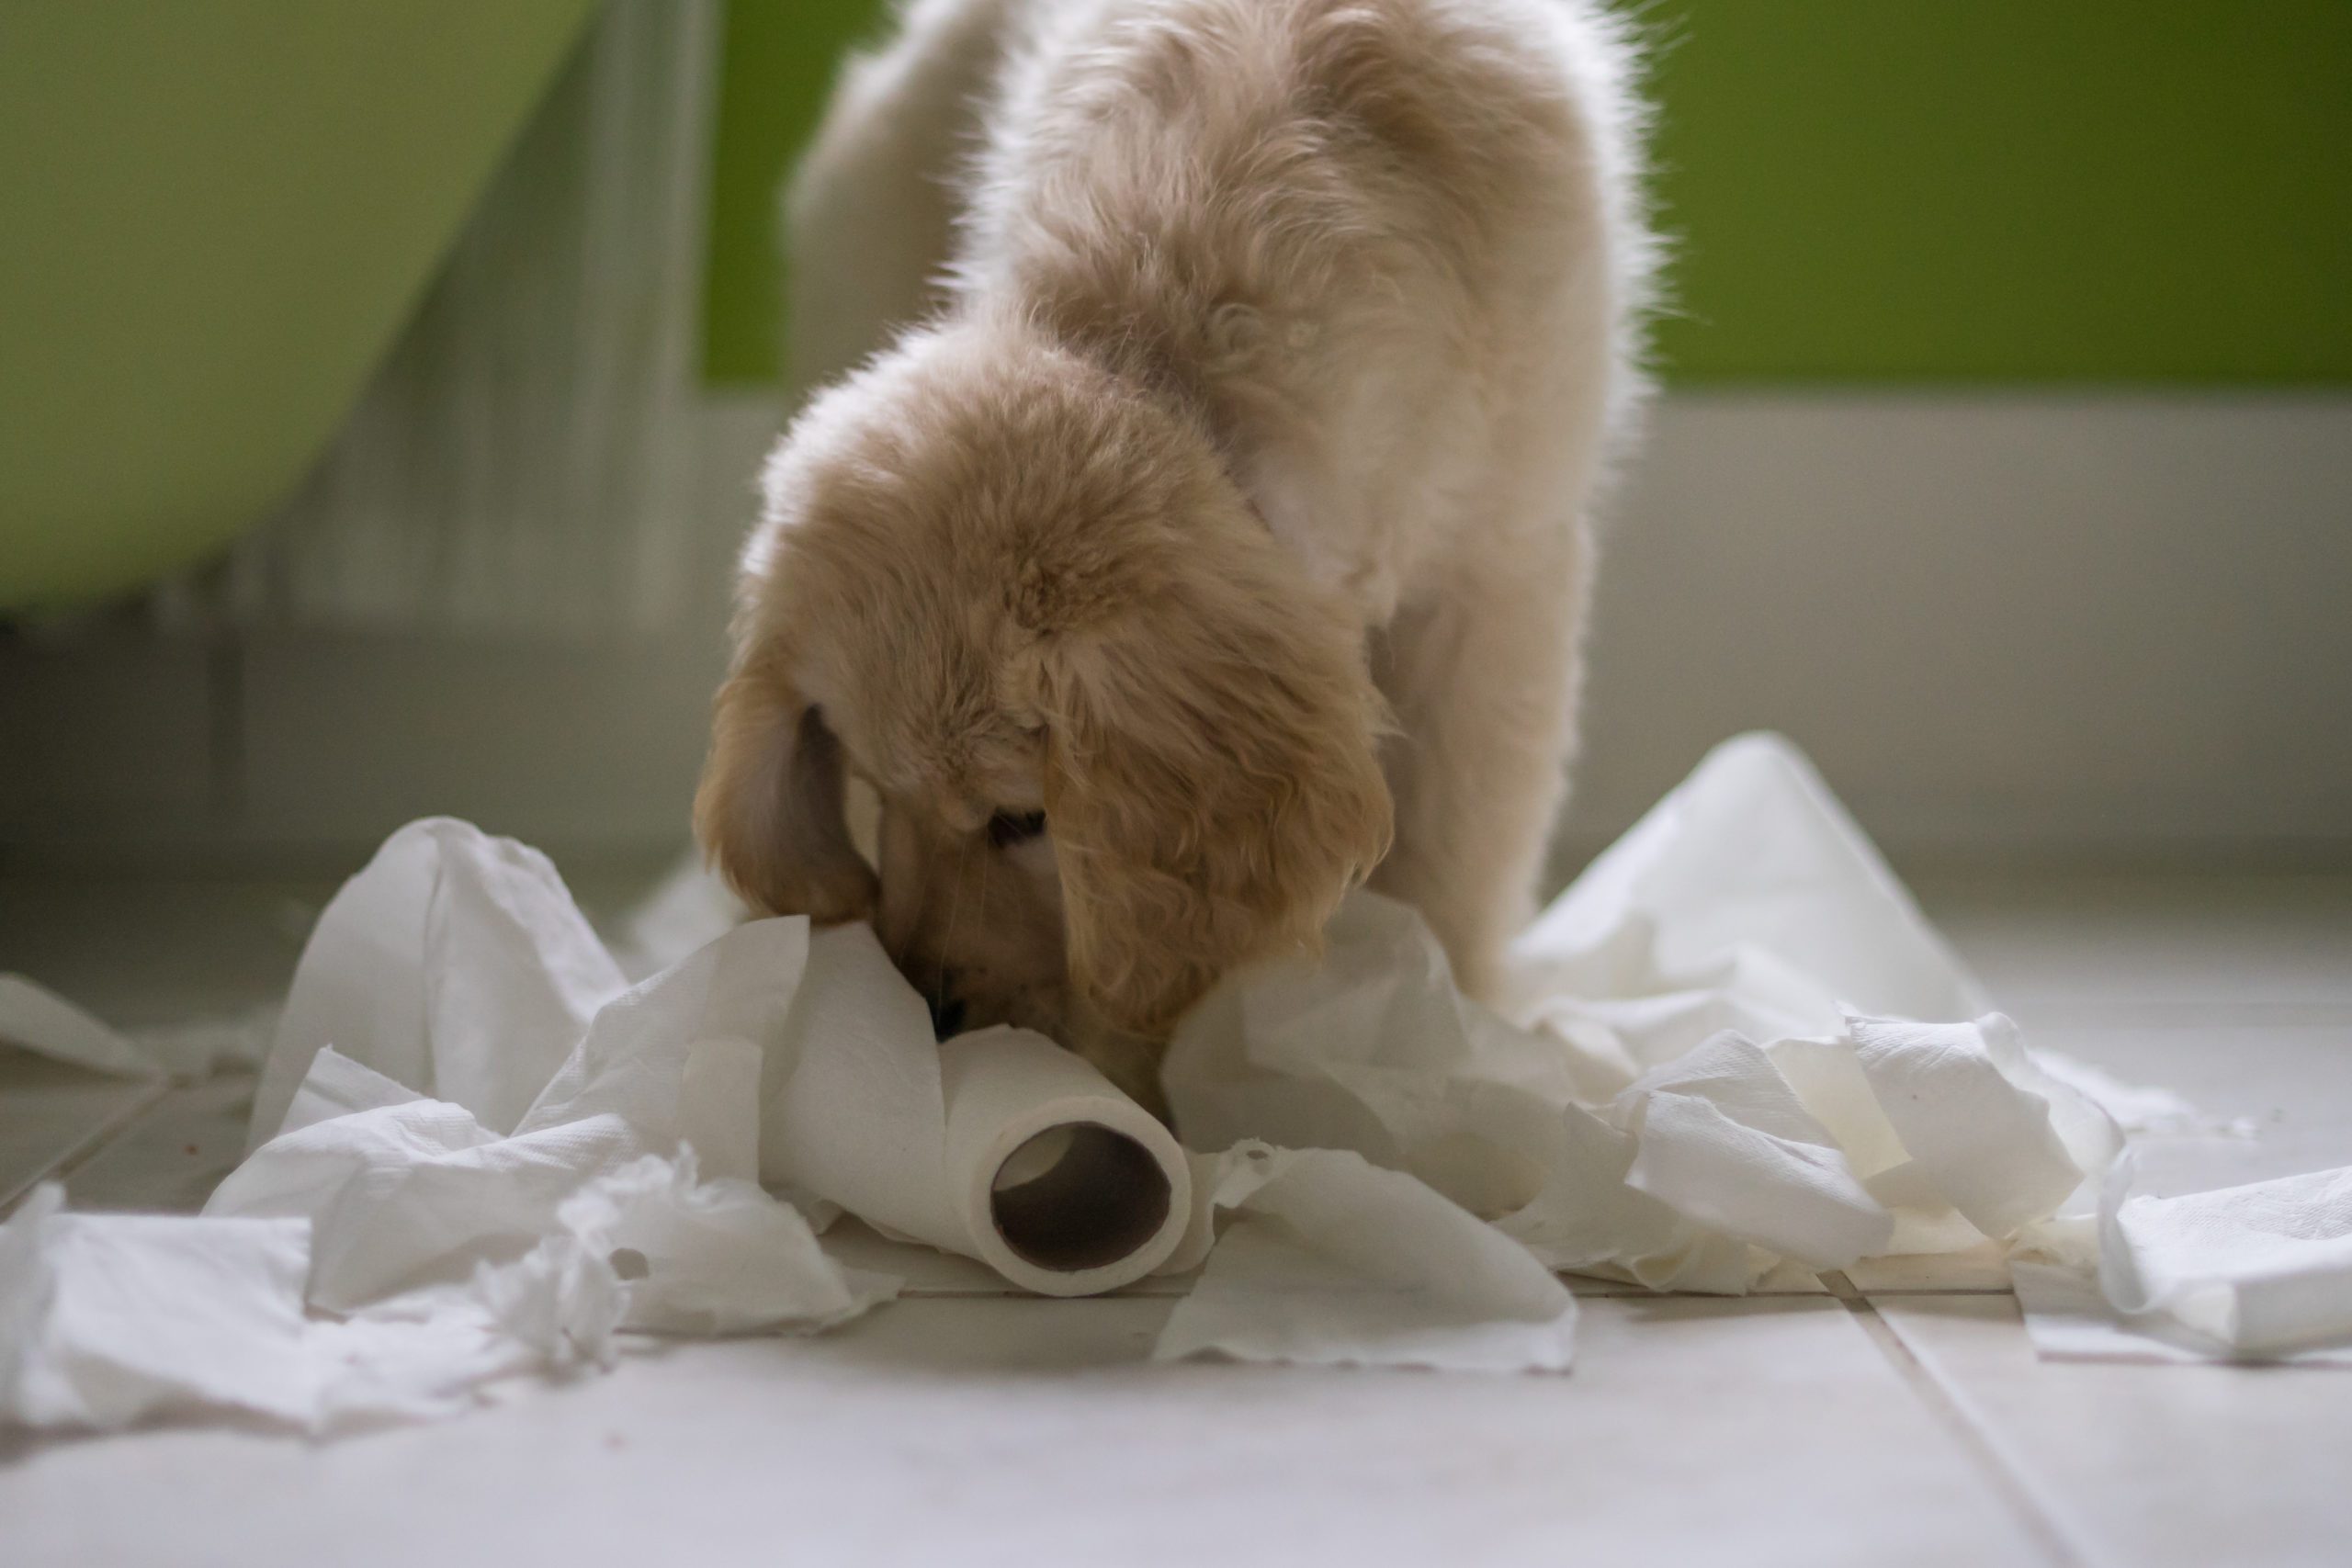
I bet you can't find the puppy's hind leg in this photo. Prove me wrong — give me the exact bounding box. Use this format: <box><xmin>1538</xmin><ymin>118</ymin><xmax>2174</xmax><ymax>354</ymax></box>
<box><xmin>1368</xmin><ymin>529</ymin><xmax>1592</xmax><ymax>1000</ymax></box>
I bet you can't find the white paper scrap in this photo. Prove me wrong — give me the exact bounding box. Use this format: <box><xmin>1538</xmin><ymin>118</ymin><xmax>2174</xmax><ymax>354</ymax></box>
<box><xmin>1844</xmin><ymin>1013</ymin><xmax>2099</xmax><ymax>1239</ymax></box>
<box><xmin>0</xmin><ymin>1185</ymin><xmax>315</xmax><ymax>1428</ymax></box>
<box><xmin>1504</xmin><ymin>731</ymin><xmax>1989</xmax><ymax>1075</ymax></box>
<box><xmin>541</xmin><ymin>1149</ymin><xmax>895</xmax><ymax>1337</ymax></box>
<box><xmin>0</xmin><ymin>974</ymin><xmax>273</xmax><ymax>1084</ymax></box>
<box><xmin>209</xmin><ymin>1092</ymin><xmax>650</xmax><ymax>1313</ymax></box>
<box><xmin>1616</xmin><ymin>1032</ymin><xmax>1893</xmax><ymax>1270</ymax></box>
<box><xmin>1154</xmin><ymin>1144</ymin><xmax>1577</xmax><ymax>1371</ymax></box>
<box><xmin>248</xmin><ymin>818</ymin><xmax>629</xmax><ymax>1148</ymax></box>
<box><xmin>0</xmin><ymin>973</ymin><xmax>161</xmax><ymax>1078</ymax></box>
<box><xmin>1168</xmin><ymin>874</ymin><xmax>2101</xmax><ymax>1295</ymax></box>
<box><xmin>2014</xmin><ymin>1150</ymin><xmax>2352</xmax><ymax>1363</ymax></box>
<box><xmin>3</xmin><ymin>818</ymin><xmax>908</xmax><ymax>1434</ymax></box>
<box><xmin>7</xmin><ymin>726</ymin><xmax>2322</xmax><ymax>1442</ymax></box>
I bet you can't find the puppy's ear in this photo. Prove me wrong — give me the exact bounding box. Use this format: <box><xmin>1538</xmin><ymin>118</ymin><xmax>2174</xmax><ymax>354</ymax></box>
<box><xmin>694</xmin><ymin>645</ymin><xmax>877</xmax><ymax>923</ymax></box>
<box><xmin>1032</xmin><ymin>559</ymin><xmax>1392</xmax><ymax>1037</ymax></box>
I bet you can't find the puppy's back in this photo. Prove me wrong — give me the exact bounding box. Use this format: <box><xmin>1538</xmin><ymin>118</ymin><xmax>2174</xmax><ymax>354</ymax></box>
<box><xmin>965</xmin><ymin>0</ymin><xmax>1630</xmax><ymax>355</ymax></box>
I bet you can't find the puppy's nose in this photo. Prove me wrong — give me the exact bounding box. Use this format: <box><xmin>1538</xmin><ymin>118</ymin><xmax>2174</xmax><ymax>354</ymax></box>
<box><xmin>927</xmin><ymin>991</ymin><xmax>967</xmax><ymax>1041</ymax></box>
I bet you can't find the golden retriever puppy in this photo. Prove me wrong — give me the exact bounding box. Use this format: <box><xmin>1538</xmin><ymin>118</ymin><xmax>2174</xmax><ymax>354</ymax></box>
<box><xmin>697</xmin><ymin>0</ymin><xmax>1654</xmax><ymax>1090</ymax></box>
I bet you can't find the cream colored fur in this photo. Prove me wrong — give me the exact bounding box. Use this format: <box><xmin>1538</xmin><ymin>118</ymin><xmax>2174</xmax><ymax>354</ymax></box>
<box><xmin>700</xmin><ymin>0</ymin><xmax>1655</xmax><ymax>1084</ymax></box>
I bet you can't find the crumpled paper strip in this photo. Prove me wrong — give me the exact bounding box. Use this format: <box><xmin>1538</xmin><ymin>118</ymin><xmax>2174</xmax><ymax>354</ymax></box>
<box><xmin>210</xmin><ymin>1082</ymin><xmax>650</xmax><ymax>1313</ymax></box>
<box><xmin>0</xmin><ymin>973</ymin><xmax>274</xmax><ymax>1086</ymax></box>
<box><xmin>12</xmin><ymin>726</ymin><xmax>2332</xmax><ymax>1427</ymax></box>
<box><xmin>1503</xmin><ymin>733</ymin><xmax>1990</xmax><ymax>1081</ymax></box>
<box><xmin>0</xmin><ymin>1184</ymin><xmax>317</xmax><ymax>1428</ymax></box>
<box><xmin>536</xmin><ymin>1148</ymin><xmax>889</xmax><ymax>1337</ymax></box>
<box><xmin>0</xmin><ymin>976</ymin><xmax>277</xmax><ymax>1087</ymax></box>
<box><xmin>1154</xmin><ymin>1143</ymin><xmax>1577</xmax><ymax>1372</ymax></box>
<box><xmin>0</xmin><ymin>1145</ymin><xmax>895</xmax><ymax>1434</ymax></box>
<box><xmin>1165</xmin><ymin>729</ymin><xmax>2134</xmax><ymax>1298</ymax></box>
<box><xmin>4</xmin><ymin>821</ymin><xmax>891</xmax><ymax>1433</ymax></box>
<box><xmin>1169</xmin><ymin>889</ymin><xmax>2104</xmax><ymax>1292</ymax></box>
<box><xmin>0</xmin><ymin>975</ymin><xmax>162</xmax><ymax>1078</ymax></box>
<box><xmin>1843</xmin><ymin>1014</ymin><xmax>2103</xmax><ymax>1237</ymax></box>
<box><xmin>1616</xmin><ymin>1032</ymin><xmax>1893</xmax><ymax>1270</ymax></box>
<box><xmin>250</xmin><ymin>818</ymin><xmax>629</xmax><ymax>1146</ymax></box>
<box><xmin>2013</xmin><ymin>1148</ymin><xmax>2352</xmax><ymax>1364</ymax></box>
<box><xmin>214</xmin><ymin>841</ymin><xmax>843</xmax><ymax>1317</ymax></box>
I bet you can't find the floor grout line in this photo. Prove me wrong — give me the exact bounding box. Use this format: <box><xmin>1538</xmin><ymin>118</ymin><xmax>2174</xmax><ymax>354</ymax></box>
<box><xmin>1822</xmin><ymin>1271</ymin><xmax>2097</xmax><ymax>1568</ymax></box>
<box><xmin>0</xmin><ymin>1075</ymin><xmax>175</xmax><ymax>1216</ymax></box>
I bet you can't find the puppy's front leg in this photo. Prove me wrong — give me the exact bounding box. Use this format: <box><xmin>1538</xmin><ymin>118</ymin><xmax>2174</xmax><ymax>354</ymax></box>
<box><xmin>1369</xmin><ymin>533</ymin><xmax>1591</xmax><ymax>999</ymax></box>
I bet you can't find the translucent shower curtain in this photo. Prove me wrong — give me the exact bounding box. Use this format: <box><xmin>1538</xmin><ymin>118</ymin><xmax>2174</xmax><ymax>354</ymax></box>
<box><xmin>194</xmin><ymin>0</ymin><xmax>721</xmax><ymax>641</ymax></box>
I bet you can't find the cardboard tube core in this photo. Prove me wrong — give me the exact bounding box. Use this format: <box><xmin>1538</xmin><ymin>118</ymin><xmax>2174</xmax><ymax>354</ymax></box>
<box><xmin>989</xmin><ymin>1122</ymin><xmax>1173</xmax><ymax>1273</ymax></box>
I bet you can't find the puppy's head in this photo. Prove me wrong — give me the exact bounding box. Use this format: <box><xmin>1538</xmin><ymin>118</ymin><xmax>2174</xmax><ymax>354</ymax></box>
<box><xmin>695</xmin><ymin>321</ymin><xmax>1390</xmax><ymax>1048</ymax></box>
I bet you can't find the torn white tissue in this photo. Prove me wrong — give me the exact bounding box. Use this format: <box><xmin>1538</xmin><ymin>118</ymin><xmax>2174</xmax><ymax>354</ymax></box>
<box><xmin>1170</xmin><ymin>871</ymin><xmax>2106</xmax><ymax>1291</ymax></box>
<box><xmin>1165</xmin><ymin>891</ymin><xmax>1611</xmax><ymax>1205</ymax></box>
<box><xmin>1503</xmin><ymin>733</ymin><xmax>1989</xmax><ymax>1081</ymax></box>
<box><xmin>2</xmin><ymin>1146</ymin><xmax>892</xmax><ymax>1433</ymax></box>
<box><xmin>210</xmin><ymin>1075</ymin><xmax>651</xmax><ymax>1313</ymax></box>
<box><xmin>1614</xmin><ymin>1032</ymin><xmax>1894</xmax><ymax>1270</ymax></box>
<box><xmin>1</xmin><ymin>1184</ymin><xmax>316</xmax><ymax>1428</ymax></box>
<box><xmin>8</xmin><ymin>811</ymin><xmax>1271</xmax><ymax>1429</ymax></box>
<box><xmin>1770</xmin><ymin>1013</ymin><xmax>2113</xmax><ymax>1253</ymax></box>
<box><xmin>216</xmin><ymin>827</ymin><xmax>841</xmax><ymax>1311</ymax></box>
<box><xmin>0</xmin><ymin>974</ymin><xmax>162</xmax><ymax>1077</ymax></box>
<box><xmin>534</xmin><ymin>1148</ymin><xmax>887</xmax><ymax>1336</ymax></box>
<box><xmin>0</xmin><ymin>974</ymin><xmax>272</xmax><ymax>1084</ymax></box>
<box><xmin>5</xmin><ymin>728</ymin><xmax>2310</xmax><ymax>1431</ymax></box>
<box><xmin>227</xmin><ymin>822</ymin><xmax>888</xmax><ymax>1319</ymax></box>
<box><xmin>4</xmin><ymin>819</ymin><xmax>895</xmax><ymax>1432</ymax></box>
<box><xmin>0</xmin><ymin>1174</ymin><xmax>520</xmax><ymax>1434</ymax></box>
<box><xmin>1155</xmin><ymin>1144</ymin><xmax>1577</xmax><ymax>1372</ymax></box>
<box><xmin>2013</xmin><ymin>1149</ymin><xmax>2352</xmax><ymax>1364</ymax></box>
<box><xmin>249</xmin><ymin>818</ymin><xmax>629</xmax><ymax>1146</ymax></box>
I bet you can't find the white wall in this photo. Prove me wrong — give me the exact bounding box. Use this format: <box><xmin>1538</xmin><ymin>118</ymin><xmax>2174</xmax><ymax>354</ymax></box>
<box><xmin>5</xmin><ymin>392</ymin><xmax>2348</xmax><ymax>874</ymax></box>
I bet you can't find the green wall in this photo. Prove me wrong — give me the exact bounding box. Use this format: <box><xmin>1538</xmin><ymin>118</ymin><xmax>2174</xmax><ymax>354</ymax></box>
<box><xmin>702</xmin><ymin>0</ymin><xmax>889</xmax><ymax>386</ymax></box>
<box><xmin>0</xmin><ymin>0</ymin><xmax>596</xmax><ymax>613</ymax></box>
<box><xmin>702</xmin><ymin>0</ymin><xmax>2352</xmax><ymax>388</ymax></box>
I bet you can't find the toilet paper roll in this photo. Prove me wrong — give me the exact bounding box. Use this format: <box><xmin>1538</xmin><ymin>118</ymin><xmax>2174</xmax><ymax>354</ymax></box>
<box><xmin>938</xmin><ymin>1028</ymin><xmax>1194</xmax><ymax>1296</ymax></box>
<box><xmin>762</xmin><ymin>928</ymin><xmax>1194</xmax><ymax>1297</ymax></box>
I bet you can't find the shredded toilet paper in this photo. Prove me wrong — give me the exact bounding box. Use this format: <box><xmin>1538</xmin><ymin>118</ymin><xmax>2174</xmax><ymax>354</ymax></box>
<box><xmin>2</xmin><ymin>818</ymin><xmax>1549</xmax><ymax>1427</ymax></box>
<box><xmin>2011</xmin><ymin>1147</ymin><xmax>2352</xmax><ymax>1365</ymax></box>
<box><xmin>1169</xmin><ymin>895</ymin><xmax>2107</xmax><ymax>1290</ymax></box>
<box><xmin>6</xmin><ymin>731</ymin><xmax>2349</xmax><ymax>1437</ymax></box>
<box><xmin>1167</xmin><ymin>734</ymin><xmax>2347</xmax><ymax>1348</ymax></box>
<box><xmin>0</xmin><ymin>975</ymin><xmax>164</xmax><ymax>1078</ymax></box>
<box><xmin>1156</xmin><ymin>1143</ymin><xmax>1578</xmax><ymax>1372</ymax></box>
<box><xmin>4</xmin><ymin>822</ymin><xmax>901</xmax><ymax>1432</ymax></box>
<box><xmin>0</xmin><ymin>975</ymin><xmax>272</xmax><ymax>1083</ymax></box>
<box><xmin>1500</xmin><ymin>731</ymin><xmax>1990</xmax><ymax>1081</ymax></box>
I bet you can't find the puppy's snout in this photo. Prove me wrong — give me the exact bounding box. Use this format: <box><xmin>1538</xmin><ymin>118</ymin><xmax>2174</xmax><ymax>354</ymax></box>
<box><xmin>925</xmin><ymin>987</ymin><xmax>967</xmax><ymax>1041</ymax></box>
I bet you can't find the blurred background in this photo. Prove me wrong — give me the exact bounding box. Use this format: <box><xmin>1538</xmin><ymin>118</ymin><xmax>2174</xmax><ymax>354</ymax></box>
<box><xmin>2</xmin><ymin>0</ymin><xmax>2346</xmax><ymax>881</ymax></box>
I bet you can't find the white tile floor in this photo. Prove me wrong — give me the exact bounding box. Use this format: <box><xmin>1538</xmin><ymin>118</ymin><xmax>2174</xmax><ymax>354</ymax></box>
<box><xmin>2</xmin><ymin>868</ymin><xmax>2348</xmax><ymax>1566</ymax></box>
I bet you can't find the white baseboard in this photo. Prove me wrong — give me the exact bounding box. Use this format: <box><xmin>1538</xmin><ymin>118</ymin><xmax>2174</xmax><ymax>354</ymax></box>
<box><xmin>6</xmin><ymin>391</ymin><xmax>2347</xmax><ymax>873</ymax></box>
<box><xmin>1564</xmin><ymin>392</ymin><xmax>2352</xmax><ymax>869</ymax></box>
<box><xmin>0</xmin><ymin>397</ymin><xmax>780</xmax><ymax>870</ymax></box>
